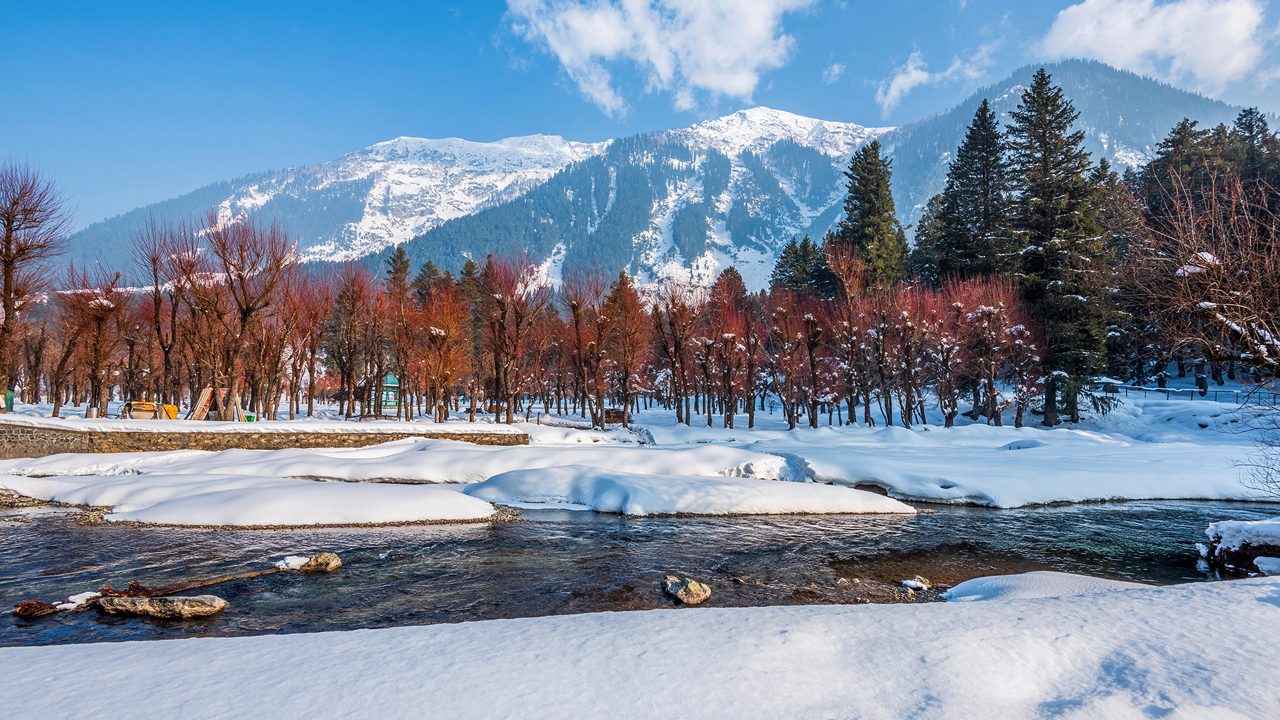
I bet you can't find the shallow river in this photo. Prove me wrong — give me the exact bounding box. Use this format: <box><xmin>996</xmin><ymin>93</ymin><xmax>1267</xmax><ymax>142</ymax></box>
<box><xmin>2</xmin><ymin>500</ymin><xmax>1275</xmax><ymax>647</ymax></box>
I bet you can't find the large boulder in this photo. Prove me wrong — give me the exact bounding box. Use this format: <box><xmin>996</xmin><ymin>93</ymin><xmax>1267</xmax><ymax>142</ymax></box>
<box><xmin>98</xmin><ymin>595</ymin><xmax>229</xmax><ymax>619</ymax></box>
<box><xmin>663</xmin><ymin>575</ymin><xmax>711</xmax><ymax>605</ymax></box>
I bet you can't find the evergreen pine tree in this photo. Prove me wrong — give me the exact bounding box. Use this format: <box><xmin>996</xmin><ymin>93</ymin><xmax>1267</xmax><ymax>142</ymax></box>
<box><xmin>909</xmin><ymin>194</ymin><xmax>945</xmax><ymax>286</ymax></box>
<box><xmin>1090</xmin><ymin>159</ymin><xmax>1153</xmax><ymax>384</ymax></box>
<box><xmin>385</xmin><ymin>245</ymin><xmax>410</xmax><ymax>300</ymax></box>
<box><xmin>834</xmin><ymin>139</ymin><xmax>907</xmax><ymax>288</ymax></box>
<box><xmin>769</xmin><ymin>236</ymin><xmax>831</xmax><ymax>295</ymax></box>
<box><xmin>1142</xmin><ymin>118</ymin><xmax>1210</xmax><ymax>224</ymax></box>
<box><xmin>459</xmin><ymin>258</ymin><xmax>484</xmax><ymax>369</ymax></box>
<box><xmin>936</xmin><ymin>99</ymin><xmax>1011</xmax><ymax>279</ymax></box>
<box><xmin>769</xmin><ymin>238</ymin><xmax>802</xmax><ymax>292</ymax></box>
<box><xmin>1006</xmin><ymin>68</ymin><xmax>1108</xmax><ymax>425</ymax></box>
<box><xmin>411</xmin><ymin>260</ymin><xmax>443</xmax><ymax>305</ymax></box>
<box><xmin>1230</xmin><ymin>107</ymin><xmax>1280</xmax><ymax>210</ymax></box>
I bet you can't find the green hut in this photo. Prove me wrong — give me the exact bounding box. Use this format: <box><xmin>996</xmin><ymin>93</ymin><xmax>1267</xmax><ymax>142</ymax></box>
<box><xmin>373</xmin><ymin>372</ymin><xmax>400</xmax><ymax>412</ymax></box>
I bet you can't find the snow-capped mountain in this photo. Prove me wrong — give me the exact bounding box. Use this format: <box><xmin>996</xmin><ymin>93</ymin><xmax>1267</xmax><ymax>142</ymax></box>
<box><xmin>394</xmin><ymin>108</ymin><xmax>890</xmax><ymax>289</ymax></box>
<box><xmin>213</xmin><ymin>134</ymin><xmax>603</xmax><ymax>262</ymax></box>
<box><xmin>68</xmin><ymin>61</ymin><xmax>1243</xmax><ymax>287</ymax></box>
<box><xmin>669</xmin><ymin>106</ymin><xmax>885</xmax><ymax>159</ymax></box>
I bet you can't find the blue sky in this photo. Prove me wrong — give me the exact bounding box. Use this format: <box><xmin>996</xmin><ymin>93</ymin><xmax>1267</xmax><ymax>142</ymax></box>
<box><xmin>6</xmin><ymin>0</ymin><xmax>1280</xmax><ymax>229</ymax></box>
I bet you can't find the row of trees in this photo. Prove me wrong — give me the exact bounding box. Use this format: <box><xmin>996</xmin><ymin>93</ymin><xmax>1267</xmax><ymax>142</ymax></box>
<box><xmin>780</xmin><ymin>68</ymin><xmax>1279</xmax><ymax>424</ymax></box>
<box><xmin>1</xmin><ymin>68</ymin><xmax>1276</xmax><ymax>429</ymax></box>
<box><xmin>0</xmin><ymin>200</ymin><xmax>1041</xmax><ymax>430</ymax></box>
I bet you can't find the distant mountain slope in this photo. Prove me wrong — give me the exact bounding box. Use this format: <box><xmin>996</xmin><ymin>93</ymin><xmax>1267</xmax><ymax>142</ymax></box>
<box><xmin>886</xmin><ymin>59</ymin><xmax>1242</xmax><ymax>226</ymax></box>
<box><xmin>394</xmin><ymin>108</ymin><xmax>887</xmax><ymax>289</ymax></box>
<box><xmin>66</xmin><ymin>60</ymin><xmax>1245</xmax><ymax>287</ymax></box>
<box><xmin>69</xmin><ymin>133</ymin><xmax>603</xmax><ymax>270</ymax></box>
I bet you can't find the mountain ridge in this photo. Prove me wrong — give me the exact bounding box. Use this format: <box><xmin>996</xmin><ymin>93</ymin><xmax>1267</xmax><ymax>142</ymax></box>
<box><xmin>66</xmin><ymin>60</ymin><xmax>1246</xmax><ymax>288</ymax></box>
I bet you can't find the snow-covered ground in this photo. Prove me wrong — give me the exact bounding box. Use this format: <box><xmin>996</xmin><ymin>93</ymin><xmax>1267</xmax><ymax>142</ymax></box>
<box><xmin>1206</xmin><ymin>516</ymin><xmax>1280</xmax><ymax>551</ymax></box>
<box><xmin>0</xmin><ymin>431</ymin><xmax>884</xmax><ymax>524</ymax></box>
<box><xmin>2</xmin><ymin>395</ymin><xmax>1275</xmax><ymax>526</ymax></box>
<box><xmin>0</xmin><ymin>471</ymin><xmax>496</xmax><ymax>526</ymax></box>
<box><xmin>466</xmin><ymin>465</ymin><xmax>914</xmax><ymax>515</ymax></box>
<box><xmin>625</xmin><ymin>398</ymin><xmax>1277</xmax><ymax>507</ymax></box>
<box><xmin>2</xmin><ymin>572</ymin><xmax>1275</xmax><ymax>719</ymax></box>
<box><xmin>943</xmin><ymin>571</ymin><xmax>1146</xmax><ymax>602</ymax></box>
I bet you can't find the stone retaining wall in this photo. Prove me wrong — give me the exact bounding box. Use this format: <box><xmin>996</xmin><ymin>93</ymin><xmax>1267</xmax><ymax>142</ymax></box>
<box><xmin>0</xmin><ymin>421</ymin><xmax>527</xmax><ymax>460</ymax></box>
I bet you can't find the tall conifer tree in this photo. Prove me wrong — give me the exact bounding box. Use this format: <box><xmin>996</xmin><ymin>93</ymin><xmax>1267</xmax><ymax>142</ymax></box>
<box><xmin>936</xmin><ymin>99</ymin><xmax>1011</xmax><ymax>279</ymax></box>
<box><xmin>1006</xmin><ymin>68</ymin><xmax>1108</xmax><ymax>425</ymax></box>
<box><xmin>385</xmin><ymin>245</ymin><xmax>411</xmax><ymax>300</ymax></box>
<box><xmin>834</xmin><ymin>140</ymin><xmax>907</xmax><ymax>288</ymax></box>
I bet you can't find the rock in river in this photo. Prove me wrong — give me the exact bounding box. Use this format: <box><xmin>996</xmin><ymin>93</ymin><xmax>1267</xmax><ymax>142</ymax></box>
<box><xmin>299</xmin><ymin>553</ymin><xmax>343</xmax><ymax>573</ymax></box>
<box><xmin>664</xmin><ymin>575</ymin><xmax>711</xmax><ymax>605</ymax></box>
<box><xmin>98</xmin><ymin>595</ymin><xmax>229</xmax><ymax>619</ymax></box>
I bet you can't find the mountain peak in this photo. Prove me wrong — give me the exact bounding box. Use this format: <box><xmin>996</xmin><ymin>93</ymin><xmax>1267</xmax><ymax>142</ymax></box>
<box><xmin>675</xmin><ymin>106</ymin><xmax>891</xmax><ymax>159</ymax></box>
<box><xmin>357</xmin><ymin>133</ymin><xmax>602</xmax><ymax>165</ymax></box>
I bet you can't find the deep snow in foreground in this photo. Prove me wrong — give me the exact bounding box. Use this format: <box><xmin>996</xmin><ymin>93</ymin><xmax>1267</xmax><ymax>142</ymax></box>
<box><xmin>466</xmin><ymin>465</ymin><xmax>915</xmax><ymax>515</ymax></box>
<box><xmin>2</xmin><ymin>573</ymin><xmax>1275</xmax><ymax>719</ymax></box>
<box><xmin>0</xmin><ymin>472</ymin><xmax>496</xmax><ymax>526</ymax></box>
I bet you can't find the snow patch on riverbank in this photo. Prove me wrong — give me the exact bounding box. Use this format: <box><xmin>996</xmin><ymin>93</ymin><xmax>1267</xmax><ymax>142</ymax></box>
<box><xmin>2</xmin><ymin>574</ymin><xmax>1275</xmax><ymax>718</ymax></box>
<box><xmin>1207</xmin><ymin>516</ymin><xmax>1280</xmax><ymax>551</ymax></box>
<box><xmin>466</xmin><ymin>465</ymin><xmax>915</xmax><ymax>516</ymax></box>
<box><xmin>944</xmin><ymin>571</ymin><xmax>1146</xmax><ymax>602</ymax></box>
<box><xmin>0</xmin><ymin>472</ymin><xmax>496</xmax><ymax>526</ymax></box>
<box><xmin>627</xmin><ymin>398</ymin><xmax>1273</xmax><ymax>508</ymax></box>
<box><xmin>0</xmin><ymin>438</ymin><xmax>807</xmax><ymax>485</ymax></box>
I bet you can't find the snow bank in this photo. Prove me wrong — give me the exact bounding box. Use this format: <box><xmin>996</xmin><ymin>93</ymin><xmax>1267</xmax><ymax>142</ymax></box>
<box><xmin>747</xmin><ymin>424</ymin><xmax>1265</xmax><ymax>507</ymax></box>
<box><xmin>0</xmin><ymin>439</ymin><xmax>807</xmax><ymax>485</ymax></box>
<box><xmin>1257</xmin><ymin>557</ymin><xmax>1280</xmax><ymax>575</ymax></box>
<box><xmin>622</xmin><ymin>398</ymin><xmax>1273</xmax><ymax>508</ymax></box>
<box><xmin>2</xmin><ymin>575</ymin><xmax>1276</xmax><ymax>718</ymax></box>
<box><xmin>0</xmin><ymin>473</ymin><xmax>494</xmax><ymax>527</ymax></box>
<box><xmin>944</xmin><ymin>571</ymin><xmax>1145</xmax><ymax>602</ymax></box>
<box><xmin>1206</xmin><ymin>516</ymin><xmax>1280</xmax><ymax>551</ymax></box>
<box><xmin>465</xmin><ymin>465</ymin><xmax>915</xmax><ymax>516</ymax></box>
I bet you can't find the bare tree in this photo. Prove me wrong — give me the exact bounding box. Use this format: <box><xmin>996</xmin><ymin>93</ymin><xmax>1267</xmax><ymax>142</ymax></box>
<box><xmin>133</xmin><ymin>218</ymin><xmax>198</xmax><ymax>405</ymax></box>
<box><xmin>201</xmin><ymin>211</ymin><xmax>295</xmax><ymax>419</ymax></box>
<box><xmin>1133</xmin><ymin>172</ymin><xmax>1280</xmax><ymax>494</ymax></box>
<box><xmin>0</xmin><ymin>164</ymin><xmax>68</xmax><ymax>407</ymax></box>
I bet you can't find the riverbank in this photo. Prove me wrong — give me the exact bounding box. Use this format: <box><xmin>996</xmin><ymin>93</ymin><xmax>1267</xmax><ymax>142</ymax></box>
<box><xmin>5</xmin><ymin>499</ymin><xmax>1273</xmax><ymax>648</ymax></box>
<box><xmin>4</xmin><ymin>572</ymin><xmax>1276</xmax><ymax>719</ymax></box>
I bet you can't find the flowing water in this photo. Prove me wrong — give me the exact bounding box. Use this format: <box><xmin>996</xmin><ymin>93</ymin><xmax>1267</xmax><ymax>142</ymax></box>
<box><xmin>1</xmin><ymin>500</ymin><xmax>1275</xmax><ymax>647</ymax></box>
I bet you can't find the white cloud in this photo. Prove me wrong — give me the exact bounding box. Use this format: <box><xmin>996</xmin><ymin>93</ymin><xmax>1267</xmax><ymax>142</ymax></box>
<box><xmin>507</xmin><ymin>0</ymin><xmax>815</xmax><ymax>116</ymax></box>
<box><xmin>1039</xmin><ymin>0</ymin><xmax>1268</xmax><ymax>91</ymax></box>
<box><xmin>822</xmin><ymin>62</ymin><xmax>846</xmax><ymax>84</ymax></box>
<box><xmin>875</xmin><ymin>45</ymin><xmax>995</xmax><ymax>115</ymax></box>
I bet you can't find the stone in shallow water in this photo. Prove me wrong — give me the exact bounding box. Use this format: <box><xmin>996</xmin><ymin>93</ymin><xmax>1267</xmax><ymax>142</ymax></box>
<box><xmin>299</xmin><ymin>553</ymin><xmax>343</xmax><ymax>573</ymax></box>
<box><xmin>901</xmin><ymin>575</ymin><xmax>932</xmax><ymax>591</ymax></box>
<box><xmin>98</xmin><ymin>595</ymin><xmax>229</xmax><ymax>619</ymax></box>
<box><xmin>664</xmin><ymin>575</ymin><xmax>711</xmax><ymax>605</ymax></box>
<box><xmin>14</xmin><ymin>600</ymin><xmax>59</xmax><ymax>619</ymax></box>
